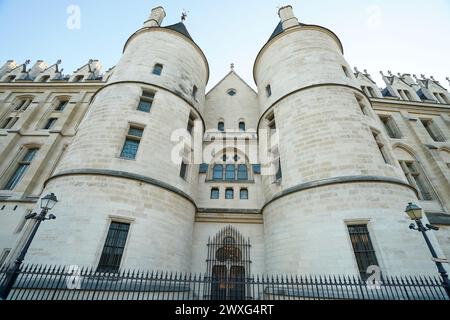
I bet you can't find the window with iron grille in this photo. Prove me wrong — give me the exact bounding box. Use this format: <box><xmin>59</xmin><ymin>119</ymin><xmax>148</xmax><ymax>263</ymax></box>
<box><xmin>3</xmin><ymin>148</ymin><xmax>38</xmax><ymax>190</ymax></box>
<box><xmin>137</xmin><ymin>91</ymin><xmax>154</xmax><ymax>113</ymax></box>
<box><xmin>97</xmin><ymin>222</ymin><xmax>130</xmax><ymax>273</ymax></box>
<box><xmin>420</xmin><ymin>119</ymin><xmax>446</xmax><ymax>142</ymax></box>
<box><xmin>379</xmin><ymin>116</ymin><xmax>402</xmax><ymax>139</ymax></box>
<box><xmin>120</xmin><ymin>126</ymin><xmax>144</xmax><ymax>160</ymax></box>
<box><xmin>399</xmin><ymin>160</ymin><xmax>433</xmax><ymax>200</ymax></box>
<box><xmin>347</xmin><ymin>224</ymin><xmax>379</xmax><ymax>280</ymax></box>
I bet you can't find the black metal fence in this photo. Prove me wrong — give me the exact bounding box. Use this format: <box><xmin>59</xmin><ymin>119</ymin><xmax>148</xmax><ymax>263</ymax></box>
<box><xmin>0</xmin><ymin>264</ymin><xmax>448</xmax><ymax>300</ymax></box>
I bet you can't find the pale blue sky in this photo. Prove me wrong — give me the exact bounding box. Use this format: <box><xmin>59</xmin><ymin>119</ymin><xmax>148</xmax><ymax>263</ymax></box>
<box><xmin>0</xmin><ymin>0</ymin><xmax>449</xmax><ymax>90</ymax></box>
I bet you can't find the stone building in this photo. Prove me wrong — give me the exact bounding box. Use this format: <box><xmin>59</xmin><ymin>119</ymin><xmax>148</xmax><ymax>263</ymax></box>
<box><xmin>0</xmin><ymin>6</ymin><xmax>449</xmax><ymax>282</ymax></box>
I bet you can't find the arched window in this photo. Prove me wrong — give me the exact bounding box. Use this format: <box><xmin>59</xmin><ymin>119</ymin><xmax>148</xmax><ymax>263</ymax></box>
<box><xmin>239</xmin><ymin>122</ymin><xmax>245</xmax><ymax>132</ymax></box>
<box><xmin>213</xmin><ymin>164</ymin><xmax>223</xmax><ymax>180</ymax></box>
<box><xmin>225</xmin><ymin>164</ymin><xmax>235</xmax><ymax>180</ymax></box>
<box><xmin>237</xmin><ymin>164</ymin><xmax>248</xmax><ymax>180</ymax></box>
<box><xmin>206</xmin><ymin>226</ymin><xmax>251</xmax><ymax>300</ymax></box>
<box><xmin>218</xmin><ymin>121</ymin><xmax>224</xmax><ymax>132</ymax></box>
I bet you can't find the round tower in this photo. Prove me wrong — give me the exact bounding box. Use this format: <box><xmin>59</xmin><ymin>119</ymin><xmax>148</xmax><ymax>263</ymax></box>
<box><xmin>26</xmin><ymin>7</ymin><xmax>208</xmax><ymax>272</ymax></box>
<box><xmin>255</xmin><ymin>6</ymin><xmax>444</xmax><ymax>276</ymax></box>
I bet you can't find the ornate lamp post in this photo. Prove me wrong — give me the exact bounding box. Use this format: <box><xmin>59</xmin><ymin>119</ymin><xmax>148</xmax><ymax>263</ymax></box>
<box><xmin>405</xmin><ymin>202</ymin><xmax>450</xmax><ymax>298</ymax></box>
<box><xmin>0</xmin><ymin>193</ymin><xmax>58</xmax><ymax>300</ymax></box>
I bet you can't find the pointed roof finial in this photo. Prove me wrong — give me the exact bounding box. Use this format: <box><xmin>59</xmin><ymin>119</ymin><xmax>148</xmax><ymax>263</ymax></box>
<box><xmin>363</xmin><ymin>69</ymin><xmax>368</xmax><ymax>74</ymax></box>
<box><xmin>388</xmin><ymin>70</ymin><xmax>393</xmax><ymax>76</ymax></box>
<box><xmin>354</xmin><ymin>66</ymin><xmax>359</xmax><ymax>73</ymax></box>
<box><xmin>230</xmin><ymin>63</ymin><xmax>235</xmax><ymax>71</ymax></box>
<box><xmin>421</xmin><ymin>74</ymin><xmax>426</xmax><ymax>79</ymax></box>
<box><xmin>181</xmin><ymin>9</ymin><xmax>188</xmax><ymax>22</ymax></box>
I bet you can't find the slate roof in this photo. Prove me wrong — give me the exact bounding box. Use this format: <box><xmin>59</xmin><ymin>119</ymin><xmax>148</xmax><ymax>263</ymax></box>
<box><xmin>165</xmin><ymin>22</ymin><xmax>193</xmax><ymax>41</ymax></box>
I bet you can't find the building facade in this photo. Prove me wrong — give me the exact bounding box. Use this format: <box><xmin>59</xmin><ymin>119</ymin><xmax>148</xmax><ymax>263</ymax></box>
<box><xmin>0</xmin><ymin>6</ymin><xmax>449</xmax><ymax>281</ymax></box>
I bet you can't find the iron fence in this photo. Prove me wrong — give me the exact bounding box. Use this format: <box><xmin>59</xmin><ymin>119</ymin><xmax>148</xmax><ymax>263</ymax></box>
<box><xmin>0</xmin><ymin>264</ymin><xmax>448</xmax><ymax>300</ymax></box>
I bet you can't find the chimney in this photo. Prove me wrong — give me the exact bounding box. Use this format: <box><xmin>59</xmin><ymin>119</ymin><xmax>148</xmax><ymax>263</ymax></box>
<box><xmin>278</xmin><ymin>5</ymin><xmax>299</xmax><ymax>30</ymax></box>
<box><xmin>144</xmin><ymin>6</ymin><xmax>166</xmax><ymax>28</ymax></box>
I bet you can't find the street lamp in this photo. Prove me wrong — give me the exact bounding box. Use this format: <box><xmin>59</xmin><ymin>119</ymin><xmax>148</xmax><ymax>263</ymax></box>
<box><xmin>405</xmin><ymin>202</ymin><xmax>450</xmax><ymax>298</ymax></box>
<box><xmin>0</xmin><ymin>193</ymin><xmax>58</xmax><ymax>300</ymax></box>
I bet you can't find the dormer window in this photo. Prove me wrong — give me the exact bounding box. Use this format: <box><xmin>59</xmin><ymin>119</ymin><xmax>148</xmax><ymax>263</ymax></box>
<box><xmin>6</xmin><ymin>75</ymin><xmax>16</xmax><ymax>82</ymax></box>
<box><xmin>342</xmin><ymin>66</ymin><xmax>351</xmax><ymax>78</ymax></box>
<box><xmin>73</xmin><ymin>75</ymin><xmax>84</xmax><ymax>82</ymax></box>
<box><xmin>40</xmin><ymin>75</ymin><xmax>50</xmax><ymax>82</ymax></box>
<box><xmin>152</xmin><ymin>63</ymin><xmax>163</xmax><ymax>76</ymax></box>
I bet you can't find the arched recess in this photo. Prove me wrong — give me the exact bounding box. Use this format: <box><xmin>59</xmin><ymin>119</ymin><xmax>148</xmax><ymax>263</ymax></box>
<box><xmin>206</xmin><ymin>225</ymin><xmax>251</xmax><ymax>300</ymax></box>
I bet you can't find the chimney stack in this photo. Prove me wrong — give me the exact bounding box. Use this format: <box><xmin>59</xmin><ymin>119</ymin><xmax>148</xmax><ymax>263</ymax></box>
<box><xmin>278</xmin><ymin>5</ymin><xmax>299</xmax><ymax>30</ymax></box>
<box><xmin>144</xmin><ymin>6</ymin><xmax>166</xmax><ymax>28</ymax></box>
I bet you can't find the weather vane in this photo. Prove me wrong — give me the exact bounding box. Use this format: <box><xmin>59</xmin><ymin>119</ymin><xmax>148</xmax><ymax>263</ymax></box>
<box><xmin>181</xmin><ymin>9</ymin><xmax>188</xmax><ymax>22</ymax></box>
<box><xmin>230</xmin><ymin>63</ymin><xmax>235</xmax><ymax>70</ymax></box>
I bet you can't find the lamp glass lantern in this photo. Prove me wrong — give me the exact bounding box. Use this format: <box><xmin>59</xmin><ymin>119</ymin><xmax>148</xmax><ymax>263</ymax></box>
<box><xmin>405</xmin><ymin>202</ymin><xmax>423</xmax><ymax>220</ymax></box>
<box><xmin>40</xmin><ymin>193</ymin><xmax>58</xmax><ymax>211</ymax></box>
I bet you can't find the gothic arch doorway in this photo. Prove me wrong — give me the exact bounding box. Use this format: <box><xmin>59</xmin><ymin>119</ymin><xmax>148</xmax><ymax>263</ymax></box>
<box><xmin>206</xmin><ymin>225</ymin><xmax>251</xmax><ymax>300</ymax></box>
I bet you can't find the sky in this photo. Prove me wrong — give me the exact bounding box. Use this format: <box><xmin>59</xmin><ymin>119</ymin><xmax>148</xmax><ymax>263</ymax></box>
<box><xmin>0</xmin><ymin>0</ymin><xmax>449</xmax><ymax>91</ymax></box>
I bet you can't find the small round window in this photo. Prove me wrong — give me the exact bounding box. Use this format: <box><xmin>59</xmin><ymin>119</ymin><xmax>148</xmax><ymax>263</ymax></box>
<box><xmin>227</xmin><ymin>89</ymin><xmax>237</xmax><ymax>96</ymax></box>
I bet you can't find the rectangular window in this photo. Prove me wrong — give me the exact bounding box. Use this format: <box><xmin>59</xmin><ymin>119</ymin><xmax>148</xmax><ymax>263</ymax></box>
<box><xmin>97</xmin><ymin>222</ymin><xmax>130</xmax><ymax>273</ymax></box>
<box><xmin>240</xmin><ymin>188</ymin><xmax>248</xmax><ymax>200</ymax></box>
<box><xmin>192</xmin><ymin>85</ymin><xmax>198</xmax><ymax>99</ymax></box>
<box><xmin>379</xmin><ymin>116</ymin><xmax>401</xmax><ymax>139</ymax></box>
<box><xmin>275</xmin><ymin>158</ymin><xmax>282</xmax><ymax>180</ymax></box>
<box><xmin>152</xmin><ymin>63</ymin><xmax>163</xmax><ymax>76</ymax></box>
<box><xmin>120</xmin><ymin>126</ymin><xmax>144</xmax><ymax>160</ymax></box>
<box><xmin>14</xmin><ymin>99</ymin><xmax>32</xmax><ymax>111</ymax></box>
<box><xmin>342</xmin><ymin>66</ymin><xmax>351</xmax><ymax>78</ymax></box>
<box><xmin>180</xmin><ymin>161</ymin><xmax>188</xmax><ymax>179</ymax></box>
<box><xmin>3</xmin><ymin>148</ymin><xmax>38</xmax><ymax>190</ymax></box>
<box><xmin>347</xmin><ymin>224</ymin><xmax>379</xmax><ymax>280</ymax></box>
<box><xmin>0</xmin><ymin>249</ymin><xmax>11</xmax><ymax>267</ymax></box>
<box><xmin>372</xmin><ymin>131</ymin><xmax>390</xmax><ymax>164</ymax></box>
<box><xmin>210</xmin><ymin>188</ymin><xmax>219</xmax><ymax>199</ymax></box>
<box><xmin>187</xmin><ymin>113</ymin><xmax>196</xmax><ymax>135</ymax></box>
<box><xmin>137</xmin><ymin>91</ymin><xmax>155</xmax><ymax>113</ymax></box>
<box><xmin>400</xmin><ymin>161</ymin><xmax>433</xmax><ymax>200</ymax></box>
<box><xmin>225</xmin><ymin>188</ymin><xmax>234</xmax><ymax>200</ymax></box>
<box><xmin>43</xmin><ymin>118</ymin><xmax>58</xmax><ymax>130</ymax></box>
<box><xmin>55</xmin><ymin>100</ymin><xmax>68</xmax><ymax>111</ymax></box>
<box><xmin>421</xmin><ymin>119</ymin><xmax>445</xmax><ymax>142</ymax></box>
<box><xmin>239</xmin><ymin>122</ymin><xmax>245</xmax><ymax>132</ymax></box>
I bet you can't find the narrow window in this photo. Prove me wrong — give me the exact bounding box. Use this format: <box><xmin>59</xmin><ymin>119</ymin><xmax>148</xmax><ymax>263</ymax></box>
<box><xmin>137</xmin><ymin>91</ymin><xmax>154</xmax><ymax>113</ymax></box>
<box><xmin>192</xmin><ymin>85</ymin><xmax>198</xmax><ymax>99</ymax></box>
<box><xmin>404</xmin><ymin>90</ymin><xmax>413</xmax><ymax>101</ymax></box>
<box><xmin>1</xmin><ymin>117</ymin><xmax>18</xmax><ymax>129</ymax></box>
<box><xmin>210</xmin><ymin>188</ymin><xmax>219</xmax><ymax>199</ymax></box>
<box><xmin>237</xmin><ymin>164</ymin><xmax>248</xmax><ymax>180</ymax></box>
<box><xmin>240</xmin><ymin>188</ymin><xmax>248</xmax><ymax>200</ymax></box>
<box><xmin>225</xmin><ymin>164</ymin><xmax>235</xmax><ymax>181</ymax></box>
<box><xmin>14</xmin><ymin>98</ymin><xmax>32</xmax><ymax>111</ymax></box>
<box><xmin>55</xmin><ymin>100</ymin><xmax>68</xmax><ymax>111</ymax></box>
<box><xmin>43</xmin><ymin>118</ymin><xmax>58</xmax><ymax>130</ymax></box>
<box><xmin>266</xmin><ymin>84</ymin><xmax>272</xmax><ymax>97</ymax></box>
<box><xmin>368</xmin><ymin>87</ymin><xmax>376</xmax><ymax>97</ymax></box>
<box><xmin>218</xmin><ymin>121</ymin><xmax>225</xmax><ymax>132</ymax></box>
<box><xmin>379</xmin><ymin>116</ymin><xmax>401</xmax><ymax>139</ymax></box>
<box><xmin>275</xmin><ymin>158</ymin><xmax>282</xmax><ymax>180</ymax></box>
<box><xmin>120</xmin><ymin>126</ymin><xmax>144</xmax><ymax>160</ymax></box>
<box><xmin>152</xmin><ymin>63</ymin><xmax>163</xmax><ymax>76</ymax></box>
<box><xmin>372</xmin><ymin>131</ymin><xmax>390</xmax><ymax>164</ymax></box>
<box><xmin>421</xmin><ymin>119</ymin><xmax>446</xmax><ymax>142</ymax></box>
<box><xmin>0</xmin><ymin>249</ymin><xmax>11</xmax><ymax>267</ymax></box>
<box><xmin>347</xmin><ymin>224</ymin><xmax>379</xmax><ymax>280</ymax></box>
<box><xmin>267</xmin><ymin>112</ymin><xmax>276</xmax><ymax>130</ymax></box>
<box><xmin>6</xmin><ymin>75</ymin><xmax>16</xmax><ymax>82</ymax></box>
<box><xmin>239</xmin><ymin>122</ymin><xmax>245</xmax><ymax>132</ymax></box>
<box><xmin>433</xmin><ymin>93</ymin><xmax>444</xmax><ymax>104</ymax></box>
<box><xmin>3</xmin><ymin>148</ymin><xmax>39</xmax><ymax>190</ymax></box>
<box><xmin>225</xmin><ymin>188</ymin><xmax>234</xmax><ymax>200</ymax></box>
<box><xmin>180</xmin><ymin>161</ymin><xmax>188</xmax><ymax>179</ymax></box>
<box><xmin>397</xmin><ymin>90</ymin><xmax>406</xmax><ymax>100</ymax></box>
<box><xmin>187</xmin><ymin>113</ymin><xmax>196</xmax><ymax>135</ymax></box>
<box><xmin>440</xmin><ymin>93</ymin><xmax>449</xmax><ymax>104</ymax></box>
<box><xmin>97</xmin><ymin>222</ymin><xmax>130</xmax><ymax>273</ymax></box>
<box><xmin>399</xmin><ymin>161</ymin><xmax>433</xmax><ymax>200</ymax></box>
<box><xmin>342</xmin><ymin>66</ymin><xmax>351</xmax><ymax>78</ymax></box>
